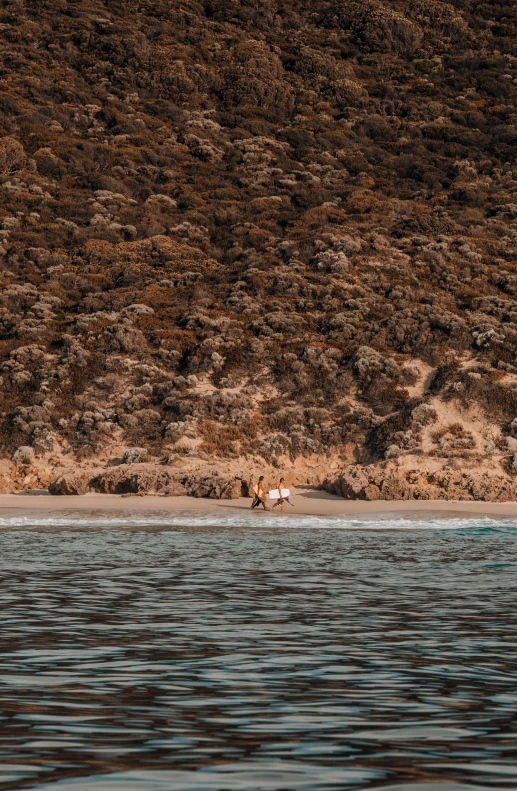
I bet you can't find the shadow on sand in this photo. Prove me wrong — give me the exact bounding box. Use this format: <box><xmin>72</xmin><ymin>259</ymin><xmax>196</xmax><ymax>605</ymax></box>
<box><xmin>13</xmin><ymin>490</ymin><xmax>51</xmax><ymax>497</ymax></box>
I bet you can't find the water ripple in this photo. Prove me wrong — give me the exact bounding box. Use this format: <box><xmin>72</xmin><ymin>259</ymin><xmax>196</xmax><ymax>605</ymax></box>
<box><xmin>0</xmin><ymin>513</ymin><xmax>516</xmax><ymax>790</ymax></box>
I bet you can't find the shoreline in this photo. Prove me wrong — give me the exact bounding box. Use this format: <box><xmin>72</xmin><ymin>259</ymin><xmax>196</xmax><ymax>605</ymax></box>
<box><xmin>1</xmin><ymin>489</ymin><xmax>517</xmax><ymax>519</ymax></box>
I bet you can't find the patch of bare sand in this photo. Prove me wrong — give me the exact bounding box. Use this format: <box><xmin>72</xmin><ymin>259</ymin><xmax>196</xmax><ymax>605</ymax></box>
<box><xmin>1</xmin><ymin>489</ymin><xmax>517</xmax><ymax>519</ymax></box>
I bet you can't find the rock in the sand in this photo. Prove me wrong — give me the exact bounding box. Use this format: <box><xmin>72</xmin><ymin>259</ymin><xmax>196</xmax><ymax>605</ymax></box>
<box><xmin>379</xmin><ymin>476</ymin><xmax>411</xmax><ymax>501</ymax></box>
<box><xmin>323</xmin><ymin>463</ymin><xmax>517</xmax><ymax>502</ymax></box>
<box><xmin>363</xmin><ymin>483</ymin><xmax>381</xmax><ymax>501</ymax></box>
<box><xmin>51</xmin><ymin>464</ymin><xmax>247</xmax><ymax>499</ymax></box>
<box><xmin>89</xmin><ymin>464</ymin><xmax>187</xmax><ymax>496</ymax></box>
<box><xmin>468</xmin><ymin>475</ymin><xmax>514</xmax><ymax>502</ymax></box>
<box><xmin>327</xmin><ymin>467</ymin><xmax>370</xmax><ymax>499</ymax></box>
<box><xmin>49</xmin><ymin>471</ymin><xmax>91</xmax><ymax>495</ymax></box>
<box><xmin>185</xmin><ymin>475</ymin><xmax>244</xmax><ymax>499</ymax></box>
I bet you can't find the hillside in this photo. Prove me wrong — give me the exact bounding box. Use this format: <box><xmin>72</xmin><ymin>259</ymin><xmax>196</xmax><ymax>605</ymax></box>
<box><xmin>1</xmin><ymin>0</ymin><xmax>517</xmax><ymax>498</ymax></box>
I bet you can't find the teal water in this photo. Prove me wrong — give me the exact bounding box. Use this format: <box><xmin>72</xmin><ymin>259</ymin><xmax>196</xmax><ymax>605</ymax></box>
<box><xmin>0</xmin><ymin>510</ymin><xmax>516</xmax><ymax>791</ymax></box>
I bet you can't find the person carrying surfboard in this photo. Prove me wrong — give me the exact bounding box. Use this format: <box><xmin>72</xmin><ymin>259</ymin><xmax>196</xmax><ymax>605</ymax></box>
<box><xmin>251</xmin><ymin>476</ymin><xmax>269</xmax><ymax>510</ymax></box>
<box><xmin>270</xmin><ymin>478</ymin><xmax>288</xmax><ymax>514</ymax></box>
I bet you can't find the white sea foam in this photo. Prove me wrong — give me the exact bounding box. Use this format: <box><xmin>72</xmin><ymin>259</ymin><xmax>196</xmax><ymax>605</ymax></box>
<box><xmin>0</xmin><ymin>511</ymin><xmax>515</xmax><ymax>532</ymax></box>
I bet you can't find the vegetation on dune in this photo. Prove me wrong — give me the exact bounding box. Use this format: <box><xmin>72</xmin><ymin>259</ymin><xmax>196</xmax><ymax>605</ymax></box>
<box><xmin>0</xmin><ymin>0</ymin><xmax>517</xmax><ymax>470</ymax></box>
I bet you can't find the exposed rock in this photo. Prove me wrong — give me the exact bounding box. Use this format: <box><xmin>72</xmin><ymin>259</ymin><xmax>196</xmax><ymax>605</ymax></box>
<box><xmin>89</xmin><ymin>464</ymin><xmax>185</xmax><ymax>495</ymax></box>
<box><xmin>327</xmin><ymin>466</ymin><xmax>370</xmax><ymax>499</ymax></box>
<box><xmin>363</xmin><ymin>483</ymin><xmax>381</xmax><ymax>501</ymax></box>
<box><xmin>380</xmin><ymin>476</ymin><xmax>412</xmax><ymax>501</ymax></box>
<box><xmin>12</xmin><ymin>446</ymin><xmax>35</xmax><ymax>466</ymax></box>
<box><xmin>323</xmin><ymin>464</ymin><xmax>517</xmax><ymax>502</ymax></box>
<box><xmin>184</xmin><ymin>474</ymin><xmax>245</xmax><ymax>500</ymax></box>
<box><xmin>122</xmin><ymin>447</ymin><xmax>148</xmax><ymax>464</ymax></box>
<box><xmin>468</xmin><ymin>476</ymin><xmax>512</xmax><ymax>503</ymax></box>
<box><xmin>85</xmin><ymin>464</ymin><xmax>246</xmax><ymax>499</ymax></box>
<box><xmin>49</xmin><ymin>471</ymin><xmax>91</xmax><ymax>496</ymax></box>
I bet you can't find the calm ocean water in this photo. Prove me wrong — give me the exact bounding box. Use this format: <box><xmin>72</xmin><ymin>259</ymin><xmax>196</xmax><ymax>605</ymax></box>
<box><xmin>0</xmin><ymin>509</ymin><xmax>516</xmax><ymax>791</ymax></box>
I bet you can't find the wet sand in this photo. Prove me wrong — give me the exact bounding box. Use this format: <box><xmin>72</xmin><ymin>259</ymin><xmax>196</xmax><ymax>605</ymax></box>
<box><xmin>1</xmin><ymin>488</ymin><xmax>517</xmax><ymax>518</ymax></box>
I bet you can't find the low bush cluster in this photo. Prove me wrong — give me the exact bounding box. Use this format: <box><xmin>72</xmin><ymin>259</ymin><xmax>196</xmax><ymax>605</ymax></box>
<box><xmin>0</xmin><ymin>0</ymin><xmax>517</xmax><ymax>465</ymax></box>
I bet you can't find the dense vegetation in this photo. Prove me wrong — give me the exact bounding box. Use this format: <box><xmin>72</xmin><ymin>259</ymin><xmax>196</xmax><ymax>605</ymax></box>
<box><xmin>1</xmin><ymin>0</ymin><xmax>517</xmax><ymax>468</ymax></box>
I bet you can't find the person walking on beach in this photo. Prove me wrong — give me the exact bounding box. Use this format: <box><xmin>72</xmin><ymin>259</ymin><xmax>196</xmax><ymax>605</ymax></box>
<box><xmin>271</xmin><ymin>477</ymin><xmax>287</xmax><ymax>514</ymax></box>
<box><xmin>251</xmin><ymin>476</ymin><xmax>268</xmax><ymax>510</ymax></box>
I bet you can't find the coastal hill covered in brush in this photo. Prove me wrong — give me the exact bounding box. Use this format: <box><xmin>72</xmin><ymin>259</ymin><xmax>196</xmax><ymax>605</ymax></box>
<box><xmin>1</xmin><ymin>0</ymin><xmax>517</xmax><ymax>498</ymax></box>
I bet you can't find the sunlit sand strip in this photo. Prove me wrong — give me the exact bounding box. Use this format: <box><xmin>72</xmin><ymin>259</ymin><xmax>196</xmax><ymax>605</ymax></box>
<box><xmin>1</xmin><ymin>489</ymin><xmax>517</xmax><ymax>519</ymax></box>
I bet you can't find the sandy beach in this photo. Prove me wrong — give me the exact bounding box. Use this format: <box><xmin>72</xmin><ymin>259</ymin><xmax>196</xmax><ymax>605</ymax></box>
<box><xmin>1</xmin><ymin>488</ymin><xmax>517</xmax><ymax>519</ymax></box>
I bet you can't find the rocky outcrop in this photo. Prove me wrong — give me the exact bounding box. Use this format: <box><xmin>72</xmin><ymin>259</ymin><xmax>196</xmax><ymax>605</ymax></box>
<box><xmin>88</xmin><ymin>464</ymin><xmax>187</xmax><ymax>496</ymax></box>
<box><xmin>48</xmin><ymin>471</ymin><xmax>91</xmax><ymax>496</ymax></box>
<box><xmin>184</xmin><ymin>475</ymin><xmax>246</xmax><ymax>500</ymax></box>
<box><xmin>324</xmin><ymin>464</ymin><xmax>517</xmax><ymax>502</ymax></box>
<box><xmin>48</xmin><ymin>464</ymin><xmax>248</xmax><ymax>499</ymax></box>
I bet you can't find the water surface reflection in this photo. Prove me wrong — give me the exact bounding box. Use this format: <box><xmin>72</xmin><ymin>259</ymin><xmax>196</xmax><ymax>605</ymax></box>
<box><xmin>0</xmin><ymin>512</ymin><xmax>516</xmax><ymax>790</ymax></box>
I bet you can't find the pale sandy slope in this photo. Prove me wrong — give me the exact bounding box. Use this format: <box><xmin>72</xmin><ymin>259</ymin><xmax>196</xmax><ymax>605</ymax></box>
<box><xmin>1</xmin><ymin>488</ymin><xmax>517</xmax><ymax>518</ymax></box>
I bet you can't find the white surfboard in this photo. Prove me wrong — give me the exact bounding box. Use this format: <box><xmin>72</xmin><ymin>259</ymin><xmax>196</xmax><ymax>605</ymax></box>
<box><xmin>268</xmin><ymin>488</ymin><xmax>290</xmax><ymax>499</ymax></box>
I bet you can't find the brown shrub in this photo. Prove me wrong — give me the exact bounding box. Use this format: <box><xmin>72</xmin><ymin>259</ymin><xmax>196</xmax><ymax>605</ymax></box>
<box><xmin>0</xmin><ymin>0</ymin><xmax>515</xmax><ymax>468</ymax></box>
<box><xmin>0</xmin><ymin>137</ymin><xmax>26</xmax><ymax>175</ymax></box>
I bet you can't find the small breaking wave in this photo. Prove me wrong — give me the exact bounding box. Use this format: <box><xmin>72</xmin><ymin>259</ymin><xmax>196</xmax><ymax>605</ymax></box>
<box><xmin>0</xmin><ymin>510</ymin><xmax>516</xmax><ymax>532</ymax></box>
